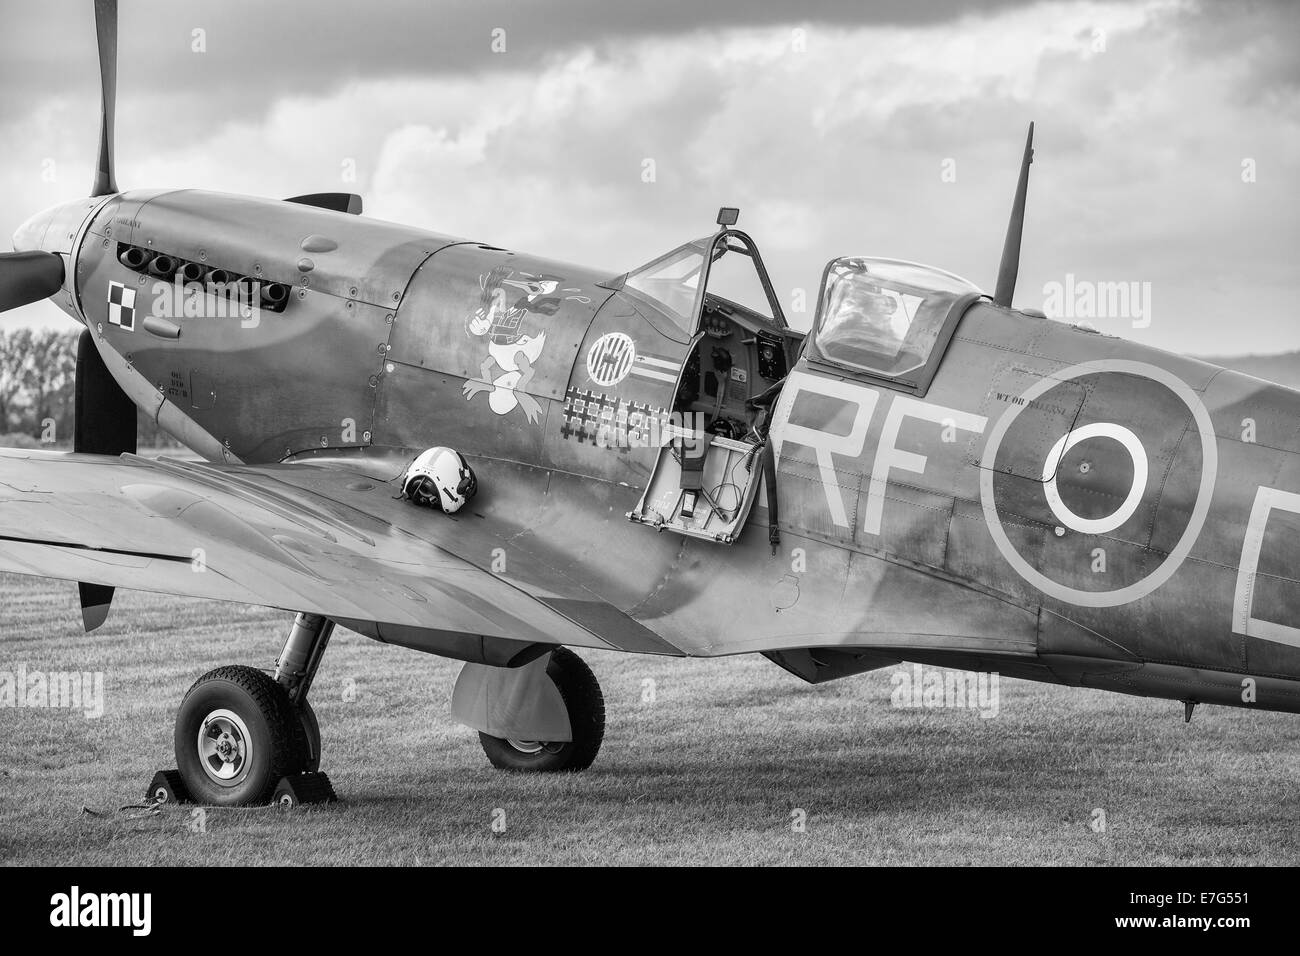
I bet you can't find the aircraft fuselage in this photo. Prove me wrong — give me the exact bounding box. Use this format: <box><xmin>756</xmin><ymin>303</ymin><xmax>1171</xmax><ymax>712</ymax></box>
<box><xmin>18</xmin><ymin>188</ymin><xmax>1300</xmax><ymax>714</ymax></box>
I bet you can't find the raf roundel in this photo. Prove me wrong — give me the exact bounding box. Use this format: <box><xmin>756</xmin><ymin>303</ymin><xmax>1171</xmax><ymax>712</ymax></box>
<box><xmin>979</xmin><ymin>359</ymin><xmax>1218</xmax><ymax>608</ymax></box>
<box><xmin>586</xmin><ymin>332</ymin><xmax>636</xmax><ymax>387</ymax></box>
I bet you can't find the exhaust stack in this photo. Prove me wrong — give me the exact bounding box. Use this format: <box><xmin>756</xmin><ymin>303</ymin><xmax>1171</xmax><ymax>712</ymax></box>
<box><xmin>147</xmin><ymin>254</ymin><xmax>177</xmax><ymax>279</ymax></box>
<box><xmin>118</xmin><ymin>245</ymin><xmax>150</xmax><ymax>270</ymax></box>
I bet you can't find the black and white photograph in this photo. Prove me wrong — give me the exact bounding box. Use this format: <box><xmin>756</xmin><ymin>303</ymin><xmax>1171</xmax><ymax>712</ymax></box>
<box><xmin>0</xmin><ymin>0</ymin><xmax>1294</xmax><ymax>909</ymax></box>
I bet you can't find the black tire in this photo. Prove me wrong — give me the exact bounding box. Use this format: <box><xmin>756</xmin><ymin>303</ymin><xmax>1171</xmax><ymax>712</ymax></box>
<box><xmin>296</xmin><ymin>699</ymin><xmax>321</xmax><ymax>773</ymax></box>
<box><xmin>478</xmin><ymin>647</ymin><xmax>605</xmax><ymax>772</ymax></box>
<box><xmin>174</xmin><ymin>665</ymin><xmax>303</xmax><ymax>806</ymax></box>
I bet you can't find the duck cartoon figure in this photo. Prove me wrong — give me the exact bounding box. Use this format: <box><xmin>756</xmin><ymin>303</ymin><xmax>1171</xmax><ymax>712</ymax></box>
<box><xmin>463</xmin><ymin>266</ymin><xmax>587</xmax><ymax>424</ymax></box>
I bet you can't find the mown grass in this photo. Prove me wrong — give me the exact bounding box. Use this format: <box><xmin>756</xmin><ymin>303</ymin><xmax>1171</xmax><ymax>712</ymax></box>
<box><xmin>0</xmin><ymin>571</ymin><xmax>1296</xmax><ymax>865</ymax></box>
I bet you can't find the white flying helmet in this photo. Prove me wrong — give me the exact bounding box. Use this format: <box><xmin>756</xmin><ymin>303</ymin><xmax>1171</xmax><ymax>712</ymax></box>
<box><xmin>401</xmin><ymin>447</ymin><xmax>478</xmax><ymax>513</ymax></box>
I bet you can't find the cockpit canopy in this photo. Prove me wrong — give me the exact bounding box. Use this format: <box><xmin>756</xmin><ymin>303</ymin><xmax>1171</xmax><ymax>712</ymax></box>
<box><xmin>612</xmin><ymin>230</ymin><xmax>789</xmax><ymax>338</ymax></box>
<box><xmin>621</xmin><ymin>240</ymin><xmax>707</xmax><ymax>330</ymax></box>
<box><xmin>810</xmin><ymin>258</ymin><xmax>981</xmax><ymax>385</ymax></box>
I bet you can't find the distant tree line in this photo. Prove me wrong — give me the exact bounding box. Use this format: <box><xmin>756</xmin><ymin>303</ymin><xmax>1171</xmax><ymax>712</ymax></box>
<box><xmin>0</xmin><ymin>328</ymin><xmax>178</xmax><ymax>448</ymax></box>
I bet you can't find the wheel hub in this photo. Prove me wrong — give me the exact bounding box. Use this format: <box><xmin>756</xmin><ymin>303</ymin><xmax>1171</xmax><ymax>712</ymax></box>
<box><xmin>506</xmin><ymin>738</ymin><xmax>565</xmax><ymax>755</ymax></box>
<box><xmin>198</xmin><ymin>709</ymin><xmax>253</xmax><ymax>784</ymax></box>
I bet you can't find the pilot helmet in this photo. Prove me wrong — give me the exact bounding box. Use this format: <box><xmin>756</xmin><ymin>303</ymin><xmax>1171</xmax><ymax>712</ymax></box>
<box><xmin>402</xmin><ymin>447</ymin><xmax>478</xmax><ymax>513</ymax></box>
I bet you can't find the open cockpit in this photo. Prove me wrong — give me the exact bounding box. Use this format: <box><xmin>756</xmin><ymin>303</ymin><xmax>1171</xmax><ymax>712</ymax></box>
<box><xmin>614</xmin><ymin>210</ymin><xmax>984</xmax><ymax>546</ymax></box>
<box><xmin>615</xmin><ymin>210</ymin><xmax>803</xmax><ymax>542</ymax></box>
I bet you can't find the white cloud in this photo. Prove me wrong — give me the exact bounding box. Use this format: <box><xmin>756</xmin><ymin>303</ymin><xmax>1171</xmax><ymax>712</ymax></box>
<box><xmin>4</xmin><ymin>0</ymin><xmax>1298</xmax><ymax>353</ymax></box>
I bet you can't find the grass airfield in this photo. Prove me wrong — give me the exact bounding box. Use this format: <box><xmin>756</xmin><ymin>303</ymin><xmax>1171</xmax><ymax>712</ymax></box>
<box><xmin>0</xmin><ymin>571</ymin><xmax>1296</xmax><ymax>866</ymax></box>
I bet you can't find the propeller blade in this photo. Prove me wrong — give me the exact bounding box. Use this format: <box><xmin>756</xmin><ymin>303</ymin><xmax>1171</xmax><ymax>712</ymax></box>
<box><xmin>70</xmin><ymin>325</ymin><xmax>136</xmax><ymax>631</ymax></box>
<box><xmin>91</xmin><ymin>0</ymin><xmax>118</xmax><ymax>196</ymax></box>
<box><xmin>0</xmin><ymin>251</ymin><xmax>64</xmax><ymax>312</ymax></box>
<box><xmin>79</xmin><ymin>582</ymin><xmax>115</xmax><ymax>632</ymax></box>
<box><xmin>993</xmin><ymin>121</ymin><xmax>1034</xmax><ymax>309</ymax></box>
<box><xmin>74</xmin><ymin>329</ymin><xmax>136</xmax><ymax>455</ymax></box>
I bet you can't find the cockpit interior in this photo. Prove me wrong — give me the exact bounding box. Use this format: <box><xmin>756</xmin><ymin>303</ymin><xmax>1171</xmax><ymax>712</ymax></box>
<box><xmin>617</xmin><ymin>216</ymin><xmax>804</xmax><ymax>543</ymax></box>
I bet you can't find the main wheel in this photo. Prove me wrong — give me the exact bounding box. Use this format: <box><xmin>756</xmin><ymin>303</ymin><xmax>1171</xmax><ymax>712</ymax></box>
<box><xmin>174</xmin><ymin>665</ymin><xmax>303</xmax><ymax>806</ymax></box>
<box><xmin>478</xmin><ymin>647</ymin><xmax>605</xmax><ymax>772</ymax></box>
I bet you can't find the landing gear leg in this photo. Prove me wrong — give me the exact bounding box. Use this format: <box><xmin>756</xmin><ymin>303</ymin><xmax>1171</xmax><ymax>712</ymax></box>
<box><xmin>166</xmin><ymin>613</ymin><xmax>337</xmax><ymax>807</ymax></box>
<box><xmin>274</xmin><ymin>612</ymin><xmax>334</xmax><ymax>772</ymax></box>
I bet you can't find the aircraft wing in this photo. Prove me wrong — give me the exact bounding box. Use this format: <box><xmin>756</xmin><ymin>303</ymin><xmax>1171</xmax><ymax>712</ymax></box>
<box><xmin>0</xmin><ymin>448</ymin><xmax>681</xmax><ymax>660</ymax></box>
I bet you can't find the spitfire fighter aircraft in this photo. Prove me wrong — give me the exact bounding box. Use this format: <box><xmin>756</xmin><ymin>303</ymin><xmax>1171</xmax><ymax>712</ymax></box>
<box><xmin>2</xmin><ymin>1</ymin><xmax>1298</xmax><ymax>806</ymax></box>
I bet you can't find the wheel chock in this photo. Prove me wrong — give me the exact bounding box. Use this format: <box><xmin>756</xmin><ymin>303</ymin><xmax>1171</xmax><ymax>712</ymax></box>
<box><xmin>272</xmin><ymin>771</ymin><xmax>337</xmax><ymax>808</ymax></box>
<box><xmin>146</xmin><ymin>769</ymin><xmax>191</xmax><ymax>805</ymax></box>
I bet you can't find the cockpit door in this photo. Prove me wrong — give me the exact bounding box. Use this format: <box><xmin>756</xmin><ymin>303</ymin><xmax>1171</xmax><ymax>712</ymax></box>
<box><xmin>628</xmin><ymin>433</ymin><xmax>766</xmax><ymax>544</ymax></box>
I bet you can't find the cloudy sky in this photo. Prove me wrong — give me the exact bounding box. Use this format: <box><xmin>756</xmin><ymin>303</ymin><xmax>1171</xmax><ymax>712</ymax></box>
<box><xmin>1</xmin><ymin>0</ymin><xmax>1296</xmax><ymax>356</ymax></box>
